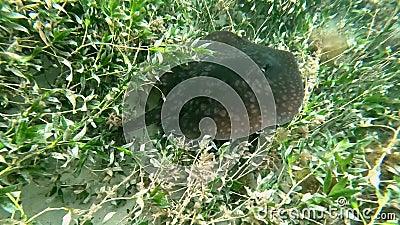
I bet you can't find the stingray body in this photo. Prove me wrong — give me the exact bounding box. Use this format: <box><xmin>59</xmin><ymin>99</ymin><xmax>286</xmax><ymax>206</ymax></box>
<box><xmin>203</xmin><ymin>31</ymin><xmax>304</xmax><ymax>125</ymax></box>
<box><xmin>129</xmin><ymin>31</ymin><xmax>304</xmax><ymax>140</ymax></box>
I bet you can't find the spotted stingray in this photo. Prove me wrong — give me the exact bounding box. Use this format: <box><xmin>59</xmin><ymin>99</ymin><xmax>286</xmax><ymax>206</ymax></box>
<box><xmin>203</xmin><ymin>31</ymin><xmax>304</xmax><ymax>125</ymax></box>
<box><xmin>126</xmin><ymin>31</ymin><xmax>304</xmax><ymax>140</ymax></box>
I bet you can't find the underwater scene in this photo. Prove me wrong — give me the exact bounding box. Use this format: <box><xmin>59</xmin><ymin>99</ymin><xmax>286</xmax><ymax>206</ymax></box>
<box><xmin>0</xmin><ymin>0</ymin><xmax>399</xmax><ymax>224</ymax></box>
